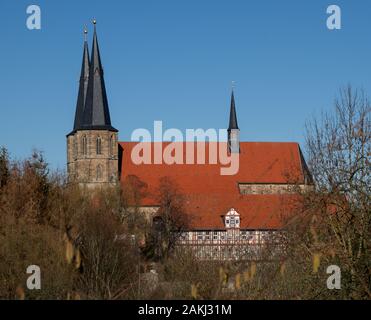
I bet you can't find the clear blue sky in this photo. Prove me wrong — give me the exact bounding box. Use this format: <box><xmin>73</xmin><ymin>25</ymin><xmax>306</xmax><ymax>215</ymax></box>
<box><xmin>1</xmin><ymin>0</ymin><xmax>371</xmax><ymax>170</ymax></box>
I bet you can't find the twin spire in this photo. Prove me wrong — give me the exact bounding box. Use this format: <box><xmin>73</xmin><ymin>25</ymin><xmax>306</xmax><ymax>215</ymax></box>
<box><xmin>71</xmin><ymin>22</ymin><xmax>238</xmax><ymax>138</ymax></box>
<box><xmin>71</xmin><ymin>21</ymin><xmax>117</xmax><ymax>134</ymax></box>
<box><xmin>72</xmin><ymin>27</ymin><xmax>89</xmax><ymax>131</ymax></box>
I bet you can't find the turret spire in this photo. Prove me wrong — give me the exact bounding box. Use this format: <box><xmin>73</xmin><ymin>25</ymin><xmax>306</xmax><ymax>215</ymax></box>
<box><xmin>227</xmin><ymin>85</ymin><xmax>240</xmax><ymax>153</ymax></box>
<box><xmin>81</xmin><ymin>20</ymin><xmax>117</xmax><ymax>131</ymax></box>
<box><xmin>228</xmin><ymin>88</ymin><xmax>239</xmax><ymax>130</ymax></box>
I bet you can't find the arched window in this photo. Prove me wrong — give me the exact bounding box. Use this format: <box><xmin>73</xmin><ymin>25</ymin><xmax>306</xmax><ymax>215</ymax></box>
<box><xmin>82</xmin><ymin>135</ymin><xmax>87</xmax><ymax>155</ymax></box>
<box><xmin>96</xmin><ymin>137</ymin><xmax>102</xmax><ymax>155</ymax></box>
<box><xmin>109</xmin><ymin>135</ymin><xmax>114</xmax><ymax>156</ymax></box>
<box><xmin>96</xmin><ymin>164</ymin><xmax>103</xmax><ymax>181</ymax></box>
<box><xmin>73</xmin><ymin>137</ymin><xmax>77</xmax><ymax>158</ymax></box>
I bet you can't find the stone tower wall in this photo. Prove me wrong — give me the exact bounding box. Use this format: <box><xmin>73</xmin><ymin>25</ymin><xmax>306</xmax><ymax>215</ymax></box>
<box><xmin>67</xmin><ymin>130</ymin><xmax>118</xmax><ymax>188</ymax></box>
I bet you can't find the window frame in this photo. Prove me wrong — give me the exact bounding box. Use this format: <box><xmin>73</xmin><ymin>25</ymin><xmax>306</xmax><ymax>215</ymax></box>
<box><xmin>96</xmin><ymin>136</ymin><xmax>102</xmax><ymax>155</ymax></box>
<box><xmin>82</xmin><ymin>135</ymin><xmax>87</xmax><ymax>156</ymax></box>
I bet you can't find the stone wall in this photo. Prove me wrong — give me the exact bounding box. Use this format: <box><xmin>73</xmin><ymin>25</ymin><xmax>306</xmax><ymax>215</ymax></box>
<box><xmin>67</xmin><ymin>129</ymin><xmax>118</xmax><ymax>187</ymax></box>
<box><xmin>238</xmin><ymin>183</ymin><xmax>313</xmax><ymax>195</ymax></box>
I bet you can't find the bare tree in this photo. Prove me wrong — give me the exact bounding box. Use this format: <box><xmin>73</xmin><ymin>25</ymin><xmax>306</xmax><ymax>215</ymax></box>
<box><xmin>71</xmin><ymin>191</ymin><xmax>139</xmax><ymax>299</ymax></box>
<box><xmin>143</xmin><ymin>177</ymin><xmax>189</xmax><ymax>261</ymax></box>
<box><xmin>303</xmin><ymin>85</ymin><xmax>370</xmax><ymax>298</ymax></box>
<box><xmin>120</xmin><ymin>174</ymin><xmax>148</xmax><ymax>231</ymax></box>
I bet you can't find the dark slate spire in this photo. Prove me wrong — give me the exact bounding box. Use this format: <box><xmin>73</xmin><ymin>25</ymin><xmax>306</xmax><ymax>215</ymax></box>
<box><xmin>72</xmin><ymin>27</ymin><xmax>90</xmax><ymax>132</ymax></box>
<box><xmin>227</xmin><ymin>86</ymin><xmax>240</xmax><ymax>153</ymax></box>
<box><xmin>228</xmin><ymin>90</ymin><xmax>239</xmax><ymax>131</ymax></box>
<box><xmin>81</xmin><ymin>20</ymin><xmax>117</xmax><ymax>132</ymax></box>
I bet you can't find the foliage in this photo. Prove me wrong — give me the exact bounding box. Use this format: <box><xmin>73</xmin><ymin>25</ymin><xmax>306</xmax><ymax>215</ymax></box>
<box><xmin>0</xmin><ymin>86</ymin><xmax>369</xmax><ymax>299</ymax></box>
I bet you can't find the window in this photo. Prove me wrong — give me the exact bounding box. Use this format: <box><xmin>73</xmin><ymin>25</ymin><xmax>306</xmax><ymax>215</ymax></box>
<box><xmin>261</xmin><ymin>231</ymin><xmax>272</xmax><ymax>243</ymax></box>
<box><xmin>96</xmin><ymin>137</ymin><xmax>102</xmax><ymax>155</ymax></box>
<box><xmin>246</xmin><ymin>232</ymin><xmax>254</xmax><ymax>242</ymax></box>
<box><xmin>82</xmin><ymin>135</ymin><xmax>87</xmax><ymax>155</ymax></box>
<box><xmin>109</xmin><ymin>135</ymin><xmax>115</xmax><ymax>156</ymax></box>
<box><xmin>96</xmin><ymin>164</ymin><xmax>103</xmax><ymax>181</ymax></box>
<box><xmin>73</xmin><ymin>138</ymin><xmax>77</xmax><ymax>158</ymax></box>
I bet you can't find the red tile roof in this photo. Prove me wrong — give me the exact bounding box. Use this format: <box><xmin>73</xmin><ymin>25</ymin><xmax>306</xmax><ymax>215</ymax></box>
<box><xmin>119</xmin><ymin>142</ymin><xmax>307</xmax><ymax>230</ymax></box>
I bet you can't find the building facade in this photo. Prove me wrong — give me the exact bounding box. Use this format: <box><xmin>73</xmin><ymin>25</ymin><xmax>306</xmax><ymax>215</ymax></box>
<box><xmin>67</xmin><ymin>23</ymin><xmax>313</xmax><ymax>259</ymax></box>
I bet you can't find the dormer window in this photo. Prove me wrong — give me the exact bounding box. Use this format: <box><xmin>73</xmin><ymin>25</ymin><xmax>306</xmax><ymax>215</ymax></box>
<box><xmin>224</xmin><ymin>208</ymin><xmax>240</xmax><ymax>229</ymax></box>
<box><xmin>230</xmin><ymin>217</ymin><xmax>235</xmax><ymax>227</ymax></box>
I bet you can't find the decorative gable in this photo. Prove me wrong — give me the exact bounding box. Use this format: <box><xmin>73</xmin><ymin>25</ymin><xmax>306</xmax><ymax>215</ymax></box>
<box><xmin>224</xmin><ymin>208</ymin><xmax>240</xmax><ymax>229</ymax></box>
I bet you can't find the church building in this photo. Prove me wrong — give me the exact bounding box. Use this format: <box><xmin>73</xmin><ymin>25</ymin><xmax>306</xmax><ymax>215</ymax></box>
<box><xmin>67</xmin><ymin>23</ymin><xmax>313</xmax><ymax>260</ymax></box>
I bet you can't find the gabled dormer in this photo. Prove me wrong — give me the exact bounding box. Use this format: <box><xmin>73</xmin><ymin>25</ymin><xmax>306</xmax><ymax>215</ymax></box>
<box><xmin>224</xmin><ymin>208</ymin><xmax>240</xmax><ymax>229</ymax></box>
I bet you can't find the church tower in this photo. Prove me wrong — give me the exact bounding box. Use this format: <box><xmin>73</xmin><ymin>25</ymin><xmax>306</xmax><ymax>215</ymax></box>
<box><xmin>67</xmin><ymin>22</ymin><xmax>119</xmax><ymax>188</ymax></box>
<box><xmin>228</xmin><ymin>89</ymin><xmax>240</xmax><ymax>153</ymax></box>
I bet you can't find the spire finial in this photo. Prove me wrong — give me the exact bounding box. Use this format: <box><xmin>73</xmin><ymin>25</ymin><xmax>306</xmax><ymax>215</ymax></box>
<box><xmin>231</xmin><ymin>80</ymin><xmax>236</xmax><ymax>91</ymax></box>
<box><xmin>83</xmin><ymin>25</ymin><xmax>88</xmax><ymax>41</ymax></box>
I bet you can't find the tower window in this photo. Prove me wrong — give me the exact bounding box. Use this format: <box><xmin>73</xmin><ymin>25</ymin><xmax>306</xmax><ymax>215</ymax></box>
<box><xmin>96</xmin><ymin>164</ymin><xmax>103</xmax><ymax>181</ymax></box>
<box><xmin>109</xmin><ymin>135</ymin><xmax>114</xmax><ymax>156</ymax></box>
<box><xmin>96</xmin><ymin>137</ymin><xmax>102</xmax><ymax>155</ymax></box>
<box><xmin>82</xmin><ymin>135</ymin><xmax>87</xmax><ymax>155</ymax></box>
<box><xmin>73</xmin><ymin>138</ymin><xmax>77</xmax><ymax>158</ymax></box>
